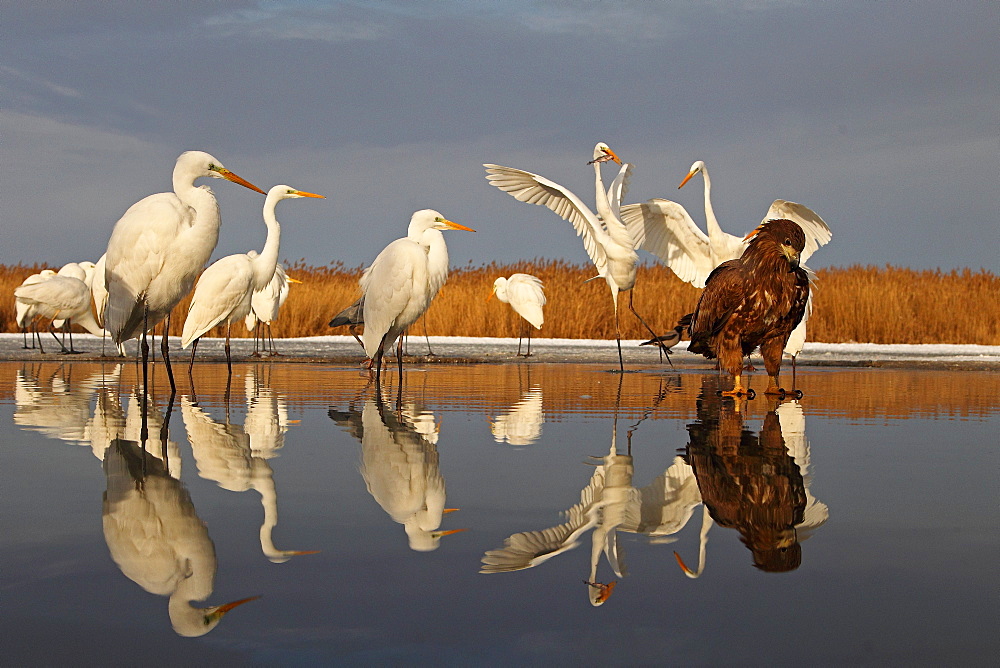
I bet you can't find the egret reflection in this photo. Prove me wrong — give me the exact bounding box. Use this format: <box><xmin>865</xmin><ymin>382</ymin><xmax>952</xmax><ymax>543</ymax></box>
<box><xmin>489</xmin><ymin>385</ymin><xmax>545</xmax><ymax>446</ymax></box>
<box><xmin>481</xmin><ymin>379</ymin><xmax>706</xmax><ymax>605</ymax></box>
<box><xmin>181</xmin><ymin>369</ymin><xmax>316</xmax><ymax>562</ymax></box>
<box><xmin>102</xmin><ymin>437</ymin><xmax>257</xmax><ymax>636</ymax></box>
<box><xmin>328</xmin><ymin>390</ymin><xmax>464</xmax><ymax>551</ymax></box>
<box><xmin>14</xmin><ymin>365</ymin><xmax>120</xmax><ymax>445</ymax></box>
<box><xmin>678</xmin><ymin>379</ymin><xmax>828</xmax><ymax>573</ymax></box>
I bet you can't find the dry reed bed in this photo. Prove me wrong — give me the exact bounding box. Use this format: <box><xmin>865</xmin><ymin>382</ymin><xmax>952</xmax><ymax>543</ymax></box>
<box><xmin>2</xmin><ymin>262</ymin><xmax>998</xmax><ymax>345</ymax></box>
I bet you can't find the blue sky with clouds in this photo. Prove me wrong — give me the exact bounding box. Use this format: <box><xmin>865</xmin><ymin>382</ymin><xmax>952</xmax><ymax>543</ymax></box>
<box><xmin>2</xmin><ymin>1</ymin><xmax>996</xmax><ymax>274</ymax></box>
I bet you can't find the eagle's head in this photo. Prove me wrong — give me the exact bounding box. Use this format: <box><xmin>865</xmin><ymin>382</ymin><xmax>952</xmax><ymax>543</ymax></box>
<box><xmin>744</xmin><ymin>218</ymin><xmax>806</xmax><ymax>269</ymax></box>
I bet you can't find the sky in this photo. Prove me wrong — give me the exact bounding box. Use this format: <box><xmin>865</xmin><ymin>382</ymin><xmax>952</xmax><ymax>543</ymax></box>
<box><xmin>1</xmin><ymin>1</ymin><xmax>997</xmax><ymax>275</ymax></box>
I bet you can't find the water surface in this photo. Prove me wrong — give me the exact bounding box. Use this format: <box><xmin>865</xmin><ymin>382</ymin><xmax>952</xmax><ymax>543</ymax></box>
<box><xmin>2</xmin><ymin>362</ymin><xmax>997</xmax><ymax>665</ymax></box>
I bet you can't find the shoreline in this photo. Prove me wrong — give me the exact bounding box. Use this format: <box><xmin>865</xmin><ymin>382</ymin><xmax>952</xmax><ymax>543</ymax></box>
<box><xmin>2</xmin><ymin>333</ymin><xmax>998</xmax><ymax>371</ymax></box>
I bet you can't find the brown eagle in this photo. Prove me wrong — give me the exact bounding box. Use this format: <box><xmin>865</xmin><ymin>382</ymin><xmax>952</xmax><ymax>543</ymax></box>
<box><xmin>686</xmin><ymin>218</ymin><xmax>809</xmax><ymax>397</ymax></box>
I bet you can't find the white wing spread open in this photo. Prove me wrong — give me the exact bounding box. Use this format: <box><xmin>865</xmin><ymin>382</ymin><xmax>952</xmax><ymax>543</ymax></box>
<box><xmin>484</xmin><ymin>164</ymin><xmax>608</xmax><ymax>276</ymax></box>
<box><xmin>620</xmin><ymin>199</ymin><xmax>714</xmax><ymax>287</ymax></box>
<box><xmin>764</xmin><ymin>200</ymin><xmax>831</xmax><ymax>264</ymax></box>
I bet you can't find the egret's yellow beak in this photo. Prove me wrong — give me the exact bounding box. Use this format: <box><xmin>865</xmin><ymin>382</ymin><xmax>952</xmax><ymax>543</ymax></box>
<box><xmin>216</xmin><ymin>167</ymin><xmax>266</xmax><ymax>194</ymax></box>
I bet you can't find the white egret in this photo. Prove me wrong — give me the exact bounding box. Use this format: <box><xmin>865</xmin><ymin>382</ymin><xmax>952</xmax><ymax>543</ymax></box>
<box><xmin>104</xmin><ymin>151</ymin><xmax>266</xmax><ymax>386</ymax></box>
<box><xmin>14</xmin><ymin>262</ymin><xmax>106</xmax><ymax>354</ymax></box>
<box><xmin>485</xmin><ymin>143</ymin><xmax>663</xmax><ymax>371</ymax></box>
<box><xmin>244</xmin><ymin>262</ymin><xmax>301</xmax><ymax>356</ymax></box>
<box><xmin>181</xmin><ymin>185</ymin><xmax>324</xmax><ymax>371</ymax></box>
<box><xmin>620</xmin><ymin>159</ymin><xmax>831</xmax><ymax>361</ymax></box>
<box><xmin>14</xmin><ymin>269</ymin><xmax>57</xmax><ymax>349</ymax></box>
<box><xmin>181</xmin><ymin>382</ymin><xmax>317</xmax><ymax>563</ymax></box>
<box><xmin>360</xmin><ymin>209</ymin><xmax>474</xmax><ymax>384</ymax></box>
<box><xmin>488</xmin><ymin>273</ymin><xmax>545</xmax><ymax>357</ymax></box>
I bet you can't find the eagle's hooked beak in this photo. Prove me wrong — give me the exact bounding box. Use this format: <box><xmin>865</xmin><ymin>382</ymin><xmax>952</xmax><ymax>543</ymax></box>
<box><xmin>783</xmin><ymin>245</ymin><xmax>801</xmax><ymax>270</ymax></box>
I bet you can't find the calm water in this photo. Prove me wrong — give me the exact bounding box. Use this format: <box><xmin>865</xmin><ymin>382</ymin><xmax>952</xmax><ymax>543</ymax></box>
<box><xmin>2</xmin><ymin>361</ymin><xmax>997</xmax><ymax>666</ymax></box>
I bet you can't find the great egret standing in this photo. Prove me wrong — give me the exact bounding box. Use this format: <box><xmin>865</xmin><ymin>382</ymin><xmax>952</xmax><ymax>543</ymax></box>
<box><xmin>488</xmin><ymin>273</ymin><xmax>545</xmax><ymax>357</ymax></box>
<box><xmin>485</xmin><ymin>143</ymin><xmax>663</xmax><ymax>371</ymax></box>
<box><xmin>104</xmin><ymin>151</ymin><xmax>265</xmax><ymax>388</ymax></box>
<box><xmin>244</xmin><ymin>262</ymin><xmax>301</xmax><ymax>356</ymax></box>
<box><xmin>620</xmin><ymin>159</ymin><xmax>831</xmax><ymax>369</ymax></box>
<box><xmin>182</xmin><ymin>185</ymin><xmax>324</xmax><ymax>372</ymax></box>
<box><xmin>360</xmin><ymin>209</ymin><xmax>474</xmax><ymax>385</ymax></box>
<box><xmin>14</xmin><ymin>262</ymin><xmax>105</xmax><ymax>354</ymax></box>
<box><xmin>14</xmin><ymin>269</ymin><xmax>56</xmax><ymax>349</ymax></box>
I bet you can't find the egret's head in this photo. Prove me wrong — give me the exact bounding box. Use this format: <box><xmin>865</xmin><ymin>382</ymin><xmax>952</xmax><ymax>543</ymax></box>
<box><xmin>266</xmin><ymin>184</ymin><xmax>326</xmax><ymax>203</ymax></box>
<box><xmin>678</xmin><ymin>160</ymin><xmax>706</xmax><ymax>189</ymax></box>
<box><xmin>410</xmin><ymin>209</ymin><xmax>476</xmax><ymax>233</ymax></box>
<box><xmin>589</xmin><ymin>142</ymin><xmax>621</xmax><ymax>165</ymax></box>
<box><xmin>177</xmin><ymin>150</ymin><xmax>266</xmax><ymax>194</ymax></box>
<box><xmin>489</xmin><ymin>276</ymin><xmax>507</xmax><ymax>302</ymax></box>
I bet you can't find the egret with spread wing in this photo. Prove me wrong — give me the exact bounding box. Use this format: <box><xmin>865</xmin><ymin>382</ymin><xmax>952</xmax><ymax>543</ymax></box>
<box><xmin>621</xmin><ymin>160</ymin><xmax>831</xmax><ymax>359</ymax></box>
<box><xmin>485</xmin><ymin>143</ymin><xmax>664</xmax><ymax>371</ymax></box>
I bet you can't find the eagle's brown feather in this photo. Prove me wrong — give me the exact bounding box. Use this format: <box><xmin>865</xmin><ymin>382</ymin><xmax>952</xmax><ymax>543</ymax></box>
<box><xmin>687</xmin><ymin>218</ymin><xmax>809</xmax><ymax>394</ymax></box>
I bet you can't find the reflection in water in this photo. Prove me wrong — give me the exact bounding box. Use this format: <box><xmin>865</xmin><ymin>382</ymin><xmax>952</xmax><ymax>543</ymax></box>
<box><xmin>681</xmin><ymin>378</ymin><xmax>828</xmax><ymax>573</ymax></box>
<box><xmin>14</xmin><ymin>365</ymin><xmax>120</xmax><ymax>445</ymax></box>
<box><xmin>489</xmin><ymin>385</ymin><xmax>545</xmax><ymax>446</ymax></box>
<box><xmin>481</xmin><ymin>379</ymin><xmax>704</xmax><ymax>605</ymax></box>
<box><xmin>181</xmin><ymin>368</ymin><xmax>316</xmax><ymax>562</ymax></box>
<box><xmin>329</xmin><ymin>389</ymin><xmax>464</xmax><ymax>551</ymax></box>
<box><xmin>102</xmin><ymin>437</ymin><xmax>257</xmax><ymax>636</ymax></box>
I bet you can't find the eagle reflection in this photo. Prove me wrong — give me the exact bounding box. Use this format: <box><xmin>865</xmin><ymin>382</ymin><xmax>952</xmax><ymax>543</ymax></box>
<box><xmin>682</xmin><ymin>377</ymin><xmax>828</xmax><ymax>573</ymax></box>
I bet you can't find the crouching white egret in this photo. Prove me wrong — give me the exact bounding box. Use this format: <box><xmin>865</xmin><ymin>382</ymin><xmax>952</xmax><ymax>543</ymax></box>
<box><xmin>489</xmin><ymin>273</ymin><xmax>545</xmax><ymax>357</ymax></box>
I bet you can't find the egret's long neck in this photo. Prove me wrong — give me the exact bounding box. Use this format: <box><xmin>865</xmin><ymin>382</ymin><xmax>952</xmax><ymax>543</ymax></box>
<box><xmin>594</xmin><ymin>161</ymin><xmax>613</xmax><ymax>222</ymax></box>
<box><xmin>701</xmin><ymin>167</ymin><xmax>723</xmax><ymax>241</ymax></box>
<box><xmin>251</xmin><ymin>197</ymin><xmax>282</xmax><ymax>292</ymax></box>
<box><xmin>253</xmin><ymin>467</ymin><xmax>285</xmax><ymax>561</ymax></box>
<box><xmin>174</xmin><ymin>175</ymin><xmax>222</xmax><ymax>265</ymax></box>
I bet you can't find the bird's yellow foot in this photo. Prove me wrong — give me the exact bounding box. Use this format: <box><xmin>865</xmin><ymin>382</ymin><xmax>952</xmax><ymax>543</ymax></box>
<box><xmin>719</xmin><ymin>376</ymin><xmax>754</xmax><ymax>399</ymax></box>
<box><xmin>583</xmin><ymin>580</ymin><xmax>617</xmax><ymax>604</ymax></box>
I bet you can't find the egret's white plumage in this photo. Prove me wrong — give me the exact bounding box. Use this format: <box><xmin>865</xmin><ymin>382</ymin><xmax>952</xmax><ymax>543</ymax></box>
<box><xmin>491</xmin><ymin>274</ymin><xmax>545</xmax><ymax>329</ymax></box>
<box><xmin>181</xmin><ymin>185</ymin><xmax>323</xmax><ymax>365</ymax></box>
<box><xmin>360</xmin><ymin>209</ymin><xmax>474</xmax><ymax>378</ymax></box>
<box><xmin>490</xmin><ymin>273</ymin><xmax>546</xmax><ymax>357</ymax></box>
<box><xmin>14</xmin><ymin>269</ymin><xmax>57</xmax><ymax>347</ymax></box>
<box><xmin>14</xmin><ymin>261</ymin><xmax>106</xmax><ymax>352</ymax></box>
<box><xmin>244</xmin><ymin>262</ymin><xmax>300</xmax><ymax>355</ymax></box>
<box><xmin>181</xmin><ymin>379</ymin><xmax>315</xmax><ymax>563</ymax></box>
<box><xmin>489</xmin><ymin>386</ymin><xmax>545</xmax><ymax>446</ymax></box>
<box><xmin>485</xmin><ymin>143</ymin><xmax>659</xmax><ymax>369</ymax></box>
<box><xmin>103</xmin><ymin>151</ymin><xmax>265</xmax><ymax>351</ymax></box>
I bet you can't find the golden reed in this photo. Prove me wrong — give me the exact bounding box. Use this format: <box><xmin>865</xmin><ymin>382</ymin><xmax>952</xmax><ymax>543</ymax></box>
<box><xmin>2</xmin><ymin>261</ymin><xmax>997</xmax><ymax>345</ymax></box>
